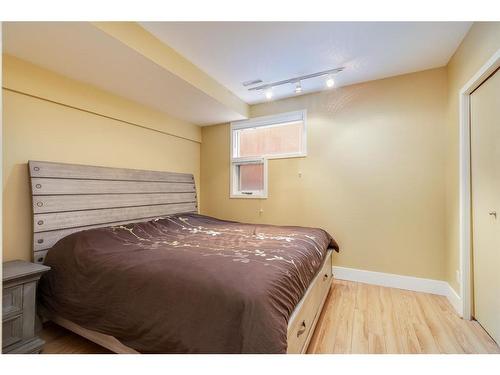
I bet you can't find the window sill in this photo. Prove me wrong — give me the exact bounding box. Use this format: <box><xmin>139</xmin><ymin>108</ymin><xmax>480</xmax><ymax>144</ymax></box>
<box><xmin>230</xmin><ymin>194</ymin><xmax>268</xmax><ymax>199</ymax></box>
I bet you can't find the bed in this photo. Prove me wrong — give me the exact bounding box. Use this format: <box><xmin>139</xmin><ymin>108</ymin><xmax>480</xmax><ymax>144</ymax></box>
<box><xmin>29</xmin><ymin>160</ymin><xmax>338</xmax><ymax>354</ymax></box>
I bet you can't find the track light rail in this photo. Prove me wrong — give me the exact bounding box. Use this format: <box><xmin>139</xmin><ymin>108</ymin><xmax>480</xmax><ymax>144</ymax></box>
<box><xmin>247</xmin><ymin>67</ymin><xmax>344</xmax><ymax>91</ymax></box>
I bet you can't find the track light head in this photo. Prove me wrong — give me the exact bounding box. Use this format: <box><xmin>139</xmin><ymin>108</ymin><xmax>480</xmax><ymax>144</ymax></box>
<box><xmin>295</xmin><ymin>81</ymin><xmax>302</xmax><ymax>94</ymax></box>
<box><xmin>265</xmin><ymin>89</ymin><xmax>273</xmax><ymax>100</ymax></box>
<box><xmin>326</xmin><ymin>76</ymin><xmax>335</xmax><ymax>88</ymax></box>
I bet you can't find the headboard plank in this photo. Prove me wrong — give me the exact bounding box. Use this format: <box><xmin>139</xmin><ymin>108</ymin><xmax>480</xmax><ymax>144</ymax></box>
<box><xmin>29</xmin><ymin>160</ymin><xmax>193</xmax><ymax>182</ymax></box>
<box><xmin>32</xmin><ymin>178</ymin><xmax>195</xmax><ymax>195</ymax></box>
<box><xmin>33</xmin><ymin>192</ymin><xmax>196</xmax><ymax>214</ymax></box>
<box><xmin>29</xmin><ymin>160</ymin><xmax>198</xmax><ymax>264</ymax></box>
<box><xmin>33</xmin><ymin>250</ymin><xmax>50</xmax><ymax>264</ymax></box>
<box><xmin>34</xmin><ymin>202</ymin><xmax>197</xmax><ymax>232</ymax></box>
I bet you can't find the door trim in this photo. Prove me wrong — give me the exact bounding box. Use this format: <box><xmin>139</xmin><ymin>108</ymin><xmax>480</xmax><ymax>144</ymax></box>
<box><xmin>459</xmin><ymin>49</ymin><xmax>500</xmax><ymax>320</ymax></box>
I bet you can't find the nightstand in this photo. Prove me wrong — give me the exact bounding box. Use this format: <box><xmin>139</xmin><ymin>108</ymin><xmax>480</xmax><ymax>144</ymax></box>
<box><xmin>2</xmin><ymin>260</ymin><xmax>50</xmax><ymax>354</ymax></box>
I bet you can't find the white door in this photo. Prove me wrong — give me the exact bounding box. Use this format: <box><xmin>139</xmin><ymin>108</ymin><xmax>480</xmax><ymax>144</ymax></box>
<box><xmin>471</xmin><ymin>68</ymin><xmax>500</xmax><ymax>345</ymax></box>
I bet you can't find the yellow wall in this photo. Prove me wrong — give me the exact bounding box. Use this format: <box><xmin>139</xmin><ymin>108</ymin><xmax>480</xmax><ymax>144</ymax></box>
<box><xmin>2</xmin><ymin>55</ymin><xmax>201</xmax><ymax>262</ymax></box>
<box><xmin>4</xmin><ymin>22</ymin><xmax>499</xmax><ymax>286</ymax></box>
<box><xmin>444</xmin><ymin>22</ymin><xmax>500</xmax><ymax>292</ymax></box>
<box><xmin>201</xmin><ymin>68</ymin><xmax>448</xmax><ymax>280</ymax></box>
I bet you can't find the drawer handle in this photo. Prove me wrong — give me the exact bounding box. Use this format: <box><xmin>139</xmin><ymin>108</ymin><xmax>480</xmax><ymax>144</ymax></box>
<box><xmin>297</xmin><ymin>320</ymin><xmax>307</xmax><ymax>337</ymax></box>
<box><xmin>323</xmin><ymin>273</ymin><xmax>329</xmax><ymax>281</ymax></box>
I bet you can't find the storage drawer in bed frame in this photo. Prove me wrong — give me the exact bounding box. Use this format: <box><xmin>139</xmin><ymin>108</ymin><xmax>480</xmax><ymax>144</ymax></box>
<box><xmin>287</xmin><ymin>250</ymin><xmax>333</xmax><ymax>353</ymax></box>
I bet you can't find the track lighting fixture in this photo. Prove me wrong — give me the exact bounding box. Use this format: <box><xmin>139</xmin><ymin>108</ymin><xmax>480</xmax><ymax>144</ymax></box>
<box><xmin>248</xmin><ymin>67</ymin><xmax>344</xmax><ymax>100</ymax></box>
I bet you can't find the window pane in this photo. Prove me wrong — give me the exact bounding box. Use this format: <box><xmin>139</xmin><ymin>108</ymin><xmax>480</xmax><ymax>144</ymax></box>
<box><xmin>236</xmin><ymin>121</ymin><xmax>303</xmax><ymax>158</ymax></box>
<box><xmin>239</xmin><ymin>163</ymin><xmax>264</xmax><ymax>191</ymax></box>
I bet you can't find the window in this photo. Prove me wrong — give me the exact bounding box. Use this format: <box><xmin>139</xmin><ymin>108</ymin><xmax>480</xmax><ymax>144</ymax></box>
<box><xmin>231</xmin><ymin>158</ymin><xmax>268</xmax><ymax>198</ymax></box>
<box><xmin>230</xmin><ymin>110</ymin><xmax>306</xmax><ymax>198</ymax></box>
<box><xmin>231</xmin><ymin>110</ymin><xmax>307</xmax><ymax>159</ymax></box>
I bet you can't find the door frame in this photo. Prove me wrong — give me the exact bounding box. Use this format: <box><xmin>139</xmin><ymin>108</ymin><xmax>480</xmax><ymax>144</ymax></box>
<box><xmin>459</xmin><ymin>49</ymin><xmax>500</xmax><ymax>320</ymax></box>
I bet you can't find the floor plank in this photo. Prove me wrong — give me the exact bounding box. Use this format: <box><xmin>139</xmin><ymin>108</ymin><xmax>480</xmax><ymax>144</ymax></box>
<box><xmin>379</xmin><ymin>285</ymin><xmax>403</xmax><ymax>353</ymax></box>
<box><xmin>39</xmin><ymin>279</ymin><xmax>499</xmax><ymax>354</ymax></box>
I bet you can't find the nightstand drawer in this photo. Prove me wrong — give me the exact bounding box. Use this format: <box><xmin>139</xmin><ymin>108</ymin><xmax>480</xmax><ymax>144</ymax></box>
<box><xmin>2</xmin><ymin>314</ymin><xmax>23</xmax><ymax>348</ymax></box>
<box><xmin>2</xmin><ymin>285</ymin><xmax>23</xmax><ymax>318</ymax></box>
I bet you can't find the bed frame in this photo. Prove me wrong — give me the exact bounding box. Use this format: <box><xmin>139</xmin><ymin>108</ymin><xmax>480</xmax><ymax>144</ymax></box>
<box><xmin>29</xmin><ymin>160</ymin><xmax>332</xmax><ymax>354</ymax></box>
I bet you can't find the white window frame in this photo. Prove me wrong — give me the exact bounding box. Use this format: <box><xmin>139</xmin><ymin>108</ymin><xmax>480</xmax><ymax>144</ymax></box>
<box><xmin>229</xmin><ymin>110</ymin><xmax>307</xmax><ymax>199</ymax></box>
<box><xmin>230</xmin><ymin>110</ymin><xmax>307</xmax><ymax>160</ymax></box>
<box><xmin>230</xmin><ymin>157</ymin><xmax>268</xmax><ymax>199</ymax></box>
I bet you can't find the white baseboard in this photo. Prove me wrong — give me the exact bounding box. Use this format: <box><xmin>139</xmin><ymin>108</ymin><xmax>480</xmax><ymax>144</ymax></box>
<box><xmin>444</xmin><ymin>283</ymin><xmax>462</xmax><ymax>316</ymax></box>
<box><xmin>332</xmin><ymin>266</ymin><xmax>463</xmax><ymax>316</ymax></box>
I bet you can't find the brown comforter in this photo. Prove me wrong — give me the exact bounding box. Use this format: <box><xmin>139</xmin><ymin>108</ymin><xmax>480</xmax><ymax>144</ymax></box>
<box><xmin>39</xmin><ymin>213</ymin><xmax>338</xmax><ymax>353</ymax></box>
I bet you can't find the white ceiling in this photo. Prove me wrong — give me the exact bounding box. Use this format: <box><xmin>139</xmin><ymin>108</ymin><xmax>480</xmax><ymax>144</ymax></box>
<box><xmin>141</xmin><ymin>22</ymin><xmax>472</xmax><ymax>104</ymax></box>
<box><xmin>3</xmin><ymin>22</ymin><xmax>245</xmax><ymax>126</ymax></box>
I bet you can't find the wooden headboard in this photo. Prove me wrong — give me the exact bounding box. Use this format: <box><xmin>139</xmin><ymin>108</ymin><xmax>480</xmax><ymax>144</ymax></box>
<box><xmin>29</xmin><ymin>160</ymin><xmax>198</xmax><ymax>264</ymax></box>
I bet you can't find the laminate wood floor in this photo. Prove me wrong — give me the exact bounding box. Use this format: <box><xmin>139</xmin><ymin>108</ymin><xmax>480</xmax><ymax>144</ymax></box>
<box><xmin>39</xmin><ymin>279</ymin><xmax>499</xmax><ymax>354</ymax></box>
<box><xmin>307</xmin><ymin>280</ymin><xmax>499</xmax><ymax>354</ymax></box>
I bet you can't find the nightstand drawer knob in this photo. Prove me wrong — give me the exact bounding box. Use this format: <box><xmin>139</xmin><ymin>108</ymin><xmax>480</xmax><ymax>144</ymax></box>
<box><xmin>37</xmin><ymin>202</ymin><xmax>43</xmax><ymax>207</ymax></box>
<box><xmin>37</xmin><ymin>239</ymin><xmax>44</xmax><ymax>244</ymax></box>
<box><xmin>37</xmin><ymin>220</ymin><xmax>44</xmax><ymax>226</ymax></box>
<box><xmin>33</xmin><ymin>167</ymin><xmax>40</xmax><ymax>171</ymax></box>
<box><xmin>35</xmin><ymin>184</ymin><xmax>42</xmax><ymax>189</ymax></box>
